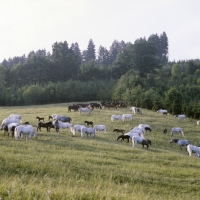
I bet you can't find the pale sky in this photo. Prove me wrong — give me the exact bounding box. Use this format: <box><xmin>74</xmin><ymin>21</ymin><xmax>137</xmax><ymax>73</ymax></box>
<box><xmin>1</xmin><ymin>0</ymin><xmax>200</xmax><ymax>62</ymax></box>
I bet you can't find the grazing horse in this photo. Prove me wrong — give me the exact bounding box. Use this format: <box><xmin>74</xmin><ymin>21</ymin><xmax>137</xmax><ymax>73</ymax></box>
<box><xmin>187</xmin><ymin>144</ymin><xmax>200</xmax><ymax>156</ymax></box>
<box><xmin>113</xmin><ymin>129</ymin><xmax>125</xmax><ymax>134</ymax></box>
<box><xmin>111</xmin><ymin>115</ymin><xmax>122</xmax><ymax>122</ymax></box>
<box><xmin>170</xmin><ymin>139</ymin><xmax>190</xmax><ymax>150</ymax></box>
<box><xmin>53</xmin><ymin>120</ymin><xmax>72</xmax><ymax>133</ymax></box>
<box><xmin>14</xmin><ymin>125</ymin><xmax>37</xmax><ymax>140</ymax></box>
<box><xmin>8</xmin><ymin>114</ymin><xmax>22</xmax><ymax>121</ymax></box>
<box><xmin>49</xmin><ymin>115</ymin><xmax>72</xmax><ymax>123</ymax></box>
<box><xmin>84</xmin><ymin>121</ymin><xmax>93</xmax><ymax>126</ymax></box>
<box><xmin>117</xmin><ymin>135</ymin><xmax>130</xmax><ymax>142</ymax></box>
<box><xmin>70</xmin><ymin>125</ymin><xmax>86</xmax><ymax>136</ymax></box>
<box><xmin>156</xmin><ymin>109</ymin><xmax>168</xmax><ymax>115</ymax></box>
<box><xmin>132</xmin><ymin>136</ymin><xmax>151</xmax><ymax>149</ymax></box>
<box><xmin>1</xmin><ymin>117</ymin><xmax>21</xmax><ymax>130</ymax></box>
<box><xmin>174</xmin><ymin>114</ymin><xmax>186</xmax><ymax>119</ymax></box>
<box><xmin>122</xmin><ymin>114</ymin><xmax>133</xmax><ymax>122</ymax></box>
<box><xmin>37</xmin><ymin>121</ymin><xmax>53</xmax><ymax>132</ymax></box>
<box><xmin>78</xmin><ymin>107</ymin><xmax>91</xmax><ymax>115</ymax></box>
<box><xmin>94</xmin><ymin>125</ymin><xmax>106</xmax><ymax>133</ymax></box>
<box><xmin>36</xmin><ymin>116</ymin><xmax>45</xmax><ymax>122</ymax></box>
<box><xmin>3</xmin><ymin>122</ymin><xmax>19</xmax><ymax>137</ymax></box>
<box><xmin>171</xmin><ymin>127</ymin><xmax>184</xmax><ymax>136</ymax></box>
<box><xmin>81</xmin><ymin>127</ymin><xmax>95</xmax><ymax>137</ymax></box>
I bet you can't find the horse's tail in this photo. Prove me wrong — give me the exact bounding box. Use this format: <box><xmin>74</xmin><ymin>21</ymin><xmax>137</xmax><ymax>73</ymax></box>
<box><xmin>14</xmin><ymin>127</ymin><xmax>19</xmax><ymax>139</ymax></box>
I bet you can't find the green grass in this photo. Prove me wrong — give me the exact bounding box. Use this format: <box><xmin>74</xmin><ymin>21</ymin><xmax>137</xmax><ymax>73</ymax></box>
<box><xmin>0</xmin><ymin>102</ymin><xmax>200</xmax><ymax>200</ymax></box>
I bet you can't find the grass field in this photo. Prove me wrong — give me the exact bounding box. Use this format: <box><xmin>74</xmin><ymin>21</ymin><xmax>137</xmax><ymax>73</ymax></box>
<box><xmin>0</xmin><ymin>102</ymin><xmax>200</xmax><ymax>200</ymax></box>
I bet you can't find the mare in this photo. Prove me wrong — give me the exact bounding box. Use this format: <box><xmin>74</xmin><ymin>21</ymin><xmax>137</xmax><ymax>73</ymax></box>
<box><xmin>1</xmin><ymin>117</ymin><xmax>21</xmax><ymax>130</ymax></box>
<box><xmin>81</xmin><ymin>127</ymin><xmax>95</xmax><ymax>137</ymax></box>
<box><xmin>53</xmin><ymin>120</ymin><xmax>72</xmax><ymax>133</ymax></box>
<box><xmin>78</xmin><ymin>107</ymin><xmax>91</xmax><ymax>115</ymax></box>
<box><xmin>36</xmin><ymin>116</ymin><xmax>45</xmax><ymax>122</ymax></box>
<box><xmin>187</xmin><ymin>144</ymin><xmax>200</xmax><ymax>156</ymax></box>
<box><xmin>14</xmin><ymin>125</ymin><xmax>37</xmax><ymax>140</ymax></box>
<box><xmin>37</xmin><ymin>121</ymin><xmax>53</xmax><ymax>132</ymax></box>
<box><xmin>3</xmin><ymin>122</ymin><xmax>19</xmax><ymax>137</ymax></box>
<box><xmin>111</xmin><ymin>115</ymin><xmax>122</xmax><ymax>122</ymax></box>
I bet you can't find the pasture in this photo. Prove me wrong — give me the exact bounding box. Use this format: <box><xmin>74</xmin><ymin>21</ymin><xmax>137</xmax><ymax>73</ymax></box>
<box><xmin>0</xmin><ymin>102</ymin><xmax>200</xmax><ymax>200</ymax></box>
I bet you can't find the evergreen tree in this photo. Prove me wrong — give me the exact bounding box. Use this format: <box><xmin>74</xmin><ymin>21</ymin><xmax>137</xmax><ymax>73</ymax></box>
<box><xmin>160</xmin><ymin>32</ymin><xmax>169</xmax><ymax>64</ymax></box>
<box><xmin>70</xmin><ymin>42</ymin><xmax>82</xmax><ymax>65</ymax></box>
<box><xmin>85</xmin><ymin>39</ymin><xmax>96</xmax><ymax>62</ymax></box>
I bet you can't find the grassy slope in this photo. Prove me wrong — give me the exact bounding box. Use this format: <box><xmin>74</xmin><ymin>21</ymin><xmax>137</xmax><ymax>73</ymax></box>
<box><xmin>0</xmin><ymin>102</ymin><xmax>199</xmax><ymax>200</ymax></box>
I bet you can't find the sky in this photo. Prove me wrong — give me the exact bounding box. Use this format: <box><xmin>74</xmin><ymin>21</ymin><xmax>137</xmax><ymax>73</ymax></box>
<box><xmin>1</xmin><ymin>0</ymin><xmax>200</xmax><ymax>62</ymax></box>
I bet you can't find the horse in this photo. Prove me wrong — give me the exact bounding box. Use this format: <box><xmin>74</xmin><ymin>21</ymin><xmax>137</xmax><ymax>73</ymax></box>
<box><xmin>49</xmin><ymin>114</ymin><xmax>72</xmax><ymax>123</ymax></box>
<box><xmin>122</xmin><ymin>114</ymin><xmax>133</xmax><ymax>122</ymax></box>
<box><xmin>53</xmin><ymin>120</ymin><xmax>72</xmax><ymax>133</ymax></box>
<box><xmin>132</xmin><ymin>136</ymin><xmax>151</xmax><ymax>149</ymax></box>
<box><xmin>156</xmin><ymin>109</ymin><xmax>168</xmax><ymax>115</ymax></box>
<box><xmin>36</xmin><ymin>116</ymin><xmax>45</xmax><ymax>122</ymax></box>
<box><xmin>111</xmin><ymin>115</ymin><xmax>122</xmax><ymax>122</ymax></box>
<box><xmin>14</xmin><ymin>125</ymin><xmax>37</xmax><ymax>140</ymax></box>
<box><xmin>170</xmin><ymin>139</ymin><xmax>190</xmax><ymax>150</ymax></box>
<box><xmin>84</xmin><ymin>121</ymin><xmax>93</xmax><ymax>126</ymax></box>
<box><xmin>187</xmin><ymin>144</ymin><xmax>200</xmax><ymax>156</ymax></box>
<box><xmin>174</xmin><ymin>114</ymin><xmax>186</xmax><ymax>119</ymax></box>
<box><xmin>81</xmin><ymin>127</ymin><xmax>95</xmax><ymax>137</ymax></box>
<box><xmin>163</xmin><ymin>128</ymin><xmax>167</xmax><ymax>134</ymax></box>
<box><xmin>78</xmin><ymin>107</ymin><xmax>91</xmax><ymax>115</ymax></box>
<box><xmin>8</xmin><ymin>114</ymin><xmax>22</xmax><ymax>121</ymax></box>
<box><xmin>3</xmin><ymin>122</ymin><xmax>20</xmax><ymax>137</ymax></box>
<box><xmin>70</xmin><ymin>125</ymin><xmax>86</xmax><ymax>136</ymax></box>
<box><xmin>138</xmin><ymin>124</ymin><xmax>152</xmax><ymax>133</ymax></box>
<box><xmin>117</xmin><ymin>135</ymin><xmax>130</xmax><ymax>142</ymax></box>
<box><xmin>37</xmin><ymin>121</ymin><xmax>53</xmax><ymax>132</ymax></box>
<box><xmin>171</xmin><ymin>127</ymin><xmax>184</xmax><ymax>136</ymax></box>
<box><xmin>113</xmin><ymin>129</ymin><xmax>125</xmax><ymax>134</ymax></box>
<box><xmin>94</xmin><ymin>125</ymin><xmax>106</xmax><ymax>133</ymax></box>
<box><xmin>68</xmin><ymin>105</ymin><xmax>79</xmax><ymax>112</ymax></box>
<box><xmin>1</xmin><ymin>117</ymin><xmax>21</xmax><ymax>130</ymax></box>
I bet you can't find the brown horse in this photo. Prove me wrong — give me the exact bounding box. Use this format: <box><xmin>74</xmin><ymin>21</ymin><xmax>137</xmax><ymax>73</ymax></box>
<box><xmin>113</xmin><ymin>129</ymin><xmax>125</xmax><ymax>134</ymax></box>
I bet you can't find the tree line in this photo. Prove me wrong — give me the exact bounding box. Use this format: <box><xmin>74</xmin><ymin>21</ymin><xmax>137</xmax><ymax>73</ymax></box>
<box><xmin>1</xmin><ymin>31</ymin><xmax>200</xmax><ymax>119</ymax></box>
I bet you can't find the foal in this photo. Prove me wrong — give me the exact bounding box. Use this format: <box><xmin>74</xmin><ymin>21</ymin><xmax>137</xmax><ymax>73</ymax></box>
<box><xmin>84</xmin><ymin>121</ymin><xmax>93</xmax><ymax>126</ymax></box>
<box><xmin>113</xmin><ymin>129</ymin><xmax>125</xmax><ymax>134</ymax></box>
<box><xmin>36</xmin><ymin>116</ymin><xmax>45</xmax><ymax>122</ymax></box>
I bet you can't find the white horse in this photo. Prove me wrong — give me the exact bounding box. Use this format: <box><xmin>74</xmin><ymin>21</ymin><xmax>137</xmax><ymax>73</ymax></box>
<box><xmin>132</xmin><ymin>136</ymin><xmax>151</xmax><ymax>149</ymax></box>
<box><xmin>130</xmin><ymin>107</ymin><xmax>142</xmax><ymax>114</ymax></box>
<box><xmin>94</xmin><ymin>125</ymin><xmax>106</xmax><ymax>133</ymax></box>
<box><xmin>187</xmin><ymin>144</ymin><xmax>200</xmax><ymax>156</ymax></box>
<box><xmin>70</xmin><ymin>125</ymin><xmax>86</xmax><ymax>136</ymax></box>
<box><xmin>78</xmin><ymin>107</ymin><xmax>91</xmax><ymax>115</ymax></box>
<box><xmin>156</xmin><ymin>109</ymin><xmax>168</xmax><ymax>115</ymax></box>
<box><xmin>111</xmin><ymin>115</ymin><xmax>122</xmax><ymax>122</ymax></box>
<box><xmin>131</xmin><ymin>127</ymin><xmax>145</xmax><ymax>134</ymax></box>
<box><xmin>1</xmin><ymin>117</ymin><xmax>21</xmax><ymax>130</ymax></box>
<box><xmin>8</xmin><ymin>114</ymin><xmax>22</xmax><ymax>121</ymax></box>
<box><xmin>122</xmin><ymin>114</ymin><xmax>133</xmax><ymax>122</ymax></box>
<box><xmin>171</xmin><ymin>127</ymin><xmax>184</xmax><ymax>136</ymax></box>
<box><xmin>3</xmin><ymin>122</ymin><xmax>20</xmax><ymax>137</ymax></box>
<box><xmin>174</xmin><ymin>114</ymin><xmax>186</xmax><ymax>119</ymax></box>
<box><xmin>53</xmin><ymin>120</ymin><xmax>72</xmax><ymax>133</ymax></box>
<box><xmin>14</xmin><ymin>125</ymin><xmax>37</xmax><ymax>140</ymax></box>
<box><xmin>81</xmin><ymin>127</ymin><xmax>95</xmax><ymax>137</ymax></box>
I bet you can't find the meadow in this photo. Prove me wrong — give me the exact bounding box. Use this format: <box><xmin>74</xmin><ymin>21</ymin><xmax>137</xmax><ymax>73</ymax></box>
<box><xmin>0</xmin><ymin>102</ymin><xmax>200</xmax><ymax>200</ymax></box>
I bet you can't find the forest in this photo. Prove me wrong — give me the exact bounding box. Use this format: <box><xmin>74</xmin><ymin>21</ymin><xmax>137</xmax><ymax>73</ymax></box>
<box><xmin>1</xmin><ymin>31</ymin><xmax>200</xmax><ymax>119</ymax></box>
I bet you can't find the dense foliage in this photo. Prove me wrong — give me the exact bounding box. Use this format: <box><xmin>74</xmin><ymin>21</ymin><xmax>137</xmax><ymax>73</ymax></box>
<box><xmin>1</xmin><ymin>32</ymin><xmax>200</xmax><ymax>118</ymax></box>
